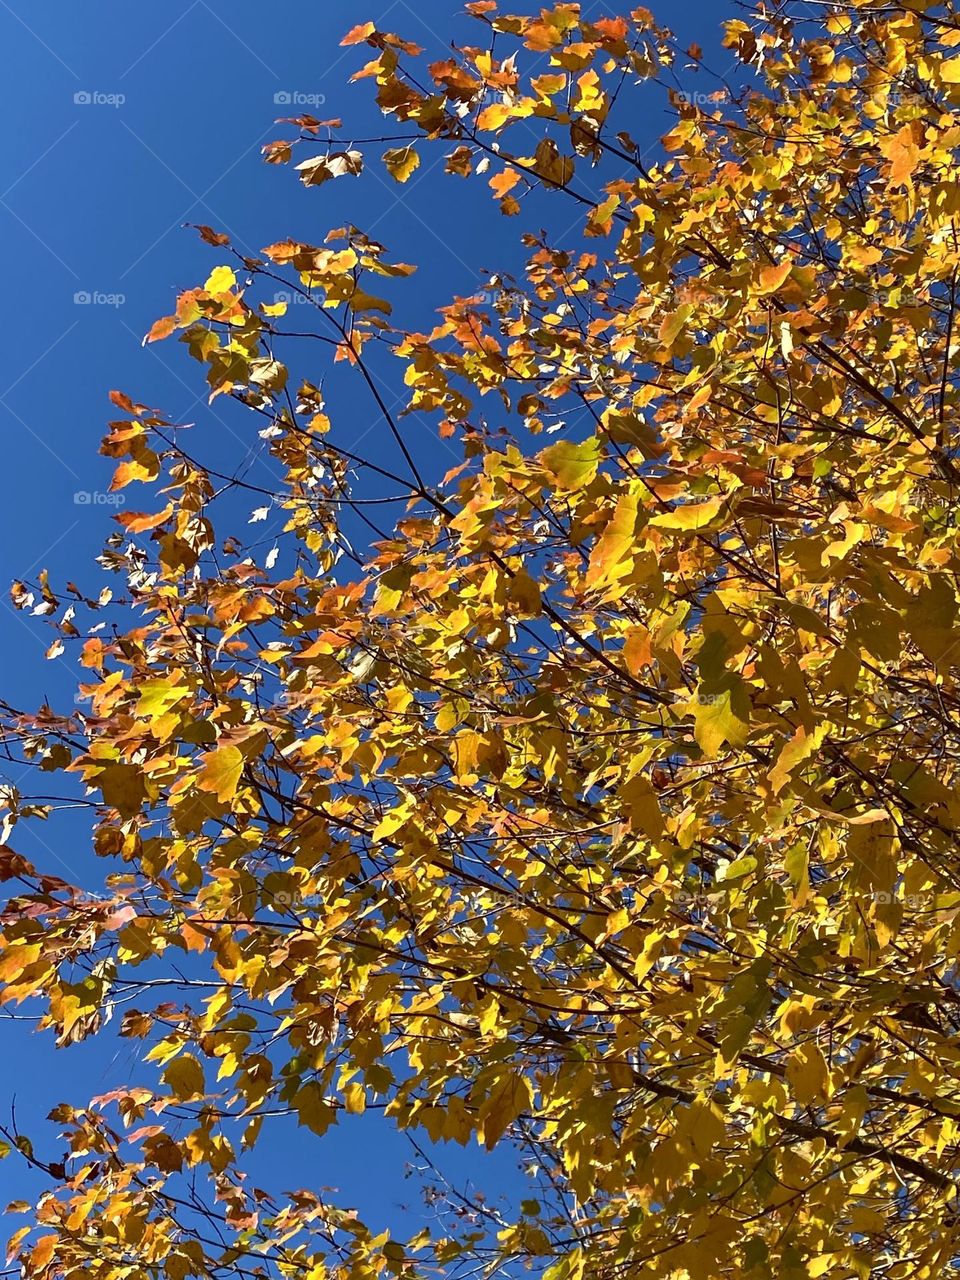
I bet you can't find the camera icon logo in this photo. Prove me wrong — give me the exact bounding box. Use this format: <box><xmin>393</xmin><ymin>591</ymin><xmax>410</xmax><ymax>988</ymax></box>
<box><xmin>274</xmin><ymin>91</ymin><xmax>292</xmax><ymax>105</ymax></box>
<box><xmin>74</xmin><ymin>490</ymin><xmax>92</xmax><ymax>505</ymax></box>
<box><xmin>74</xmin><ymin>91</ymin><xmax>92</xmax><ymax>105</ymax></box>
<box><xmin>74</xmin><ymin>291</ymin><xmax>91</xmax><ymax>305</ymax></box>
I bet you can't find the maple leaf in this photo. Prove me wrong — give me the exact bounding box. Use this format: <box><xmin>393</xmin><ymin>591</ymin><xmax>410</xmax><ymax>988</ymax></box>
<box><xmin>196</xmin><ymin>746</ymin><xmax>245</xmax><ymax>803</ymax></box>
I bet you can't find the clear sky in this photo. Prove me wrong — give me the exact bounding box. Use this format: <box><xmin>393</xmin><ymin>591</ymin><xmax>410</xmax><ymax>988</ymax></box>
<box><xmin>0</xmin><ymin>0</ymin><xmax>736</xmax><ymax>1240</ymax></box>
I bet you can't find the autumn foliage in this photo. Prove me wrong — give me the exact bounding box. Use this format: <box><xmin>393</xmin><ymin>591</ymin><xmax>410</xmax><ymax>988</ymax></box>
<box><xmin>6</xmin><ymin>2</ymin><xmax>960</xmax><ymax>1276</ymax></box>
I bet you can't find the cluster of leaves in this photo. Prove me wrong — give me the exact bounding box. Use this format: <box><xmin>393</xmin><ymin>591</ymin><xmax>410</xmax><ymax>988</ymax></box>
<box><xmin>7</xmin><ymin>2</ymin><xmax>960</xmax><ymax>1276</ymax></box>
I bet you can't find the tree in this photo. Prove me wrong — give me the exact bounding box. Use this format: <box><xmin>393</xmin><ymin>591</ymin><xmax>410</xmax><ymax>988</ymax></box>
<box><xmin>5</xmin><ymin>1</ymin><xmax>960</xmax><ymax>1275</ymax></box>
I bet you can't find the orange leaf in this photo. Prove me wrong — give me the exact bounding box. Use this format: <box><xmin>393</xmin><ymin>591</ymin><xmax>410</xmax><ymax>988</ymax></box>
<box><xmin>144</xmin><ymin>315</ymin><xmax>177</xmax><ymax>344</ymax></box>
<box><xmin>756</xmin><ymin>261</ymin><xmax>792</xmax><ymax>295</ymax></box>
<box><xmin>623</xmin><ymin>627</ymin><xmax>653</xmax><ymax>675</ymax></box>
<box><xmin>116</xmin><ymin>505</ymin><xmax>174</xmax><ymax>534</ymax></box>
<box><xmin>490</xmin><ymin>168</ymin><xmax>521</xmax><ymax>198</ymax></box>
<box><xmin>342</xmin><ymin>21</ymin><xmax>376</xmax><ymax>45</ymax></box>
<box><xmin>880</xmin><ymin>124</ymin><xmax>920</xmax><ymax>186</ymax></box>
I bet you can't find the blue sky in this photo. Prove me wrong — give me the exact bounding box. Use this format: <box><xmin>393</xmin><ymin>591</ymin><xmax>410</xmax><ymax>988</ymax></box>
<box><xmin>0</xmin><ymin>0</ymin><xmax>736</xmax><ymax>1241</ymax></box>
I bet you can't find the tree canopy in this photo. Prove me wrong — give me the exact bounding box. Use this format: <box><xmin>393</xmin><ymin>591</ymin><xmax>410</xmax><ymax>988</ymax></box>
<box><xmin>5</xmin><ymin>2</ymin><xmax>960</xmax><ymax>1276</ymax></box>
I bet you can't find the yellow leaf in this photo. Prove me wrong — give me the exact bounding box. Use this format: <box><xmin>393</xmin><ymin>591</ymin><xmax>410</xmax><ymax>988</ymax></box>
<box><xmin>349</xmin><ymin>289</ymin><xmax>392</xmax><ymax>315</ymax></box>
<box><xmin>785</xmin><ymin>1043</ymin><xmax>832</xmax><ymax>1105</ymax></box>
<box><xmin>343</xmin><ymin>1083</ymin><xmax>366</xmax><ymax>1114</ymax></box>
<box><xmin>111</xmin><ymin>454</ymin><xmax>161</xmax><ymax>489</ymax></box>
<box><xmin>691</xmin><ymin>681</ymin><xmax>751</xmax><ymax>756</ymax></box>
<box><xmin>541</xmin><ymin>437</ymin><xmax>601</xmax><ymax>491</ymax></box>
<box><xmin>453</xmin><ymin>730</ymin><xmax>481</xmax><ymax>782</ymax></box>
<box><xmin>507</xmin><ymin>567</ymin><xmax>542</xmax><ymax>616</ymax></box>
<box><xmin>586</xmin><ymin>193</ymin><xmax>620</xmax><ymax>237</ymax></box>
<box><xmin>619</xmin><ymin>775</ymin><xmax>663</xmax><ymax>839</ymax></box>
<box><xmin>295</xmin><ymin>1082</ymin><xmax>335</xmax><ymax>1136</ymax></box>
<box><xmin>92</xmin><ymin>762</ymin><xmax>147</xmax><ymax>816</ymax></box>
<box><xmin>477</xmin><ymin>103</ymin><xmax>516</xmax><ymax>131</ymax></box>
<box><xmin>383</xmin><ymin>146</ymin><xmax>420</xmax><ymax>183</ymax></box>
<box><xmin>204</xmin><ymin>265</ymin><xmax>236</xmax><ymax>293</ymax></box>
<box><xmin>586</xmin><ymin>490</ymin><xmax>640</xmax><ymax>590</ymax></box>
<box><xmin>479</xmin><ymin>1071</ymin><xmax>532</xmax><ymax>1149</ymax></box>
<box><xmin>531</xmin><ymin>73</ymin><xmax>567</xmax><ymax>99</ymax></box>
<box><xmin>196</xmin><ymin>745</ymin><xmax>245</xmax><ymax>803</ymax></box>
<box><xmin>478</xmin><ymin>998</ymin><xmax>500</xmax><ymax>1037</ymax></box>
<box><xmin>658</xmin><ymin>303</ymin><xmax>693</xmax><ymax>348</ymax></box>
<box><xmin>649</xmin><ymin>495</ymin><xmax>725</xmax><ymax>531</ymax></box>
<box><xmin>767</xmin><ymin>723</ymin><xmax>828</xmax><ymax>795</ymax></box>
<box><xmin>163</xmin><ymin>1053</ymin><xmax>206</xmax><ymax>1101</ymax></box>
<box><xmin>779</xmin><ymin>320</ymin><xmax>794</xmax><ymax>358</ymax></box>
<box><xmin>0</xmin><ymin>943</ymin><xmax>41</xmax><ymax>984</ymax></box>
